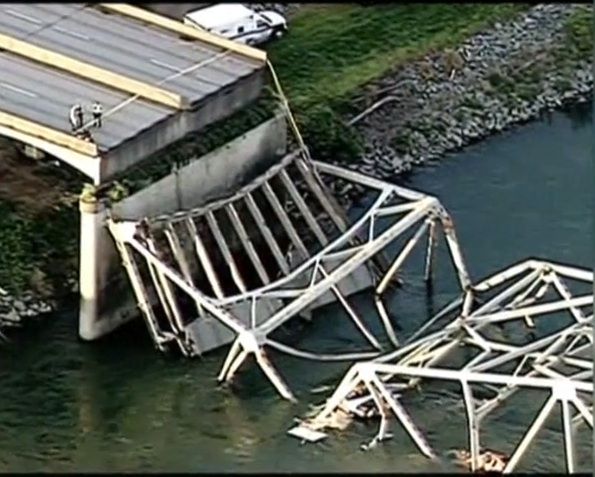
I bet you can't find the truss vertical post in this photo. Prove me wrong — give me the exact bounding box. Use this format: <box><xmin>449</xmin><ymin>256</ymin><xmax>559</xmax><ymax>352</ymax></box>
<box><xmin>461</xmin><ymin>380</ymin><xmax>480</xmax><ymax>472</ymax></box>
<box><xmin>163</xmin><ymin>222</ymin><xmax>206</xmax><ymax>319</ymax></box>
<box><xmin>561</xmin><ymin>398</ymin><xmax>576</xmax><ymax>473</ymax></box>
<box><xmin>225</xmin><ymin>203</ymin><xmax>271</xmax><ymax>285</ymax></box>
<box><xmin>503</xmin><ymin>394</ymin><xmax>557</xmax><ymax>473</ymax></box>
<box><xmin>262</xmin><ymin>181</ymin><xmax>310</xmax><ymax>260</ymax></box>
<box><xmin>110</xmin><ymin>231</ymin><xmax>171</xmax><ymax>351</ymax></box>
<box><xmin>205</xmin><ymin>211</ymin><xmax>248</xmax><ymax>294</ymax></box>
<box><xmin>279</xmin><ymin>169</ymin><xmax>329</xmax><ymax>247</ymax></box>
<box><xmin>244</xmin><ymin>192</ymin><xmax>291</xmax><ymax>275</ymax></box>
<box><xmin>424</xmin><ymin>218</ymin><xmax>438</xmax><ymax>282</ymax></box>
<box><xmin>185</xmin><ymin>217</ymin><xmax>225</xmax><ymax>299</ymax></box>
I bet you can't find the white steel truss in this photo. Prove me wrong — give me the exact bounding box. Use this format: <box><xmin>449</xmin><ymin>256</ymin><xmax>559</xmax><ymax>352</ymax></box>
<box><xmin>289</xmin><ymin>259</ymin><xmax>593</xmax><ymax>473</ymax></box>
<box><xmin>107</xmin><ymin>150</ymin><xmax>470</xmax><ymax>402</ymax></box>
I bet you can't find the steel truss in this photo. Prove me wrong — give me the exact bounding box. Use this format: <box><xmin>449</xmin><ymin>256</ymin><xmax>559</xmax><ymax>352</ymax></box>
<box><xmin>289</xmin><ymin>259</ymin><xmax>593</xmax><ymax>473</ymax></box>
<box><xmin>107</xmin><ymin>150</ymin><xmax>470</xmax><ymax>402</ymax></box>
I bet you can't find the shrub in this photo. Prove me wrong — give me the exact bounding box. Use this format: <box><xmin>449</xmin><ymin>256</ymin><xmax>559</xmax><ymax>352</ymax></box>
<box><xmin>296</xmin><ymin>105</ymin><xmax>364</xmax><ymax>162</ymax></box>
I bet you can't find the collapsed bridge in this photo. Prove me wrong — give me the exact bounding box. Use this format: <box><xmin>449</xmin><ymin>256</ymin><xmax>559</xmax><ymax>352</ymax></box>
<box><xmin>107</xmin><ymin>145</ymin><xmax>470</xmax><ymax>401</ymax></box>
<box><xmin>289</xmin><ymin>259</ymin><xmax>593</xmax><ymax>473</ymax></box>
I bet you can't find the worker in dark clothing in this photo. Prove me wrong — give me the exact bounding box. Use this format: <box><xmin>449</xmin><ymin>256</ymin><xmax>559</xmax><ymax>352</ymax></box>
<box><xmin>92</xmin><ymin>101</ymin><xmax>104</xmax><ymax>128</ymax></box>
<box><xmin>69</xmin><ymin>104</ymin><xmax>84</xmax><ymax>131</ymax></box>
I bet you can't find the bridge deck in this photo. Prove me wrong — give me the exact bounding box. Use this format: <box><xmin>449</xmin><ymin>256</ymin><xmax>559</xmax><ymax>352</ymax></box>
<box><xmin>0</xmin><ymin>3</ymin><xmax>267</xmax><ymax>164</ymax></box>
<box><xmin>0</xmin><ymin>4</ymin><xmax>261</xmax><ymax>104</ymax></box>
<box><xmin>0</xmin><ymin>51</ymin><xmax>173</xmax><ymax>151</ymax></box>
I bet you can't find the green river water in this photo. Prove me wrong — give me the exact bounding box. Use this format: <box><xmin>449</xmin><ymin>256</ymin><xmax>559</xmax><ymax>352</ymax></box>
<box><xmin>0</xmin><ymin>103</ymin><xmax>592</xmax><ymax>473</ymax></box>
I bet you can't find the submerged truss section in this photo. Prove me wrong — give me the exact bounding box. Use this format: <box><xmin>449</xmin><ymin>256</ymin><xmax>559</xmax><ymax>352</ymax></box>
<box><xmin>107</xmin><ymin>150</ymin><xmax>470</xmax><ymax>401</ymax></box>
<box><xmin>289</xmin><ymin>259</ymin><xmax>593</xmax><ymax>473</ymax></box>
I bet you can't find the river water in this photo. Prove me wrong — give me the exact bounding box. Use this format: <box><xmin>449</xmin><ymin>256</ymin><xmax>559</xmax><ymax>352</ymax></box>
<box><xmin>0</xmin><ymin>103</ymin><xmax>591</xmax><ymax>473</ymax></box>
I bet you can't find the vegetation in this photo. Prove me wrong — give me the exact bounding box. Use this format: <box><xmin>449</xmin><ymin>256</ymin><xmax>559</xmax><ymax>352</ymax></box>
<box><xmin>124</xmin><ymin>3</ymin><xmax>528</xmax><ymax>190</ymax></box>
<box><xmin>267</xmin><ymin>4</ymin><xmax>526</xmax><ymax>109</ymax></box>
<box><xmin>0</xmin><ymin>199</ymin><xmax>79</xmax><ymax>297</ymax></box>
<box><xmin>563</xmin><ymin>5</ymin><xmax>593</xmax><ymax>62</ymax></box>
<box><xmin>121</xmin><ymin>93</ymin><xmax>277</xmax><ymax>194</ymax></box>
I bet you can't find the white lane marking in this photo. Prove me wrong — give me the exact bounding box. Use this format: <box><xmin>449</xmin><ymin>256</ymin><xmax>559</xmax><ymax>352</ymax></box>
<box><xmin>5</xmin><ymin>9</ymin><xmax>42</xmax><ymax>24</ymax></box>
<box><xmin>0</xmin><ymin>82</ymin><xmax>38</xmax><ymax>98</ymax></box>
<box><xmin>150</xmin><ymin>58</ymin><xmax>183</xmax><ymax>73</ymax></box>
<box><xmin>53</xmin><ymin>26</ymin><xmax>90</xmax><ymax>41</ymax></box>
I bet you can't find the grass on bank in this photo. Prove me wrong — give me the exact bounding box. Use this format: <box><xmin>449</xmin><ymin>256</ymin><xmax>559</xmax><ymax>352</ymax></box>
<box><xmin>562</xmin><ymin>5</ymin><xmax>593</xmax><ymax>62</ymax></box>
<box><xmin>122</xmin><ymin>3</ymin><xmax>528</xmax><ymax>191</ymax></box>
<box><xmin>267</xmin><ymin>3</ymin><xmax>527</xmax><ymax>110</ymax></box>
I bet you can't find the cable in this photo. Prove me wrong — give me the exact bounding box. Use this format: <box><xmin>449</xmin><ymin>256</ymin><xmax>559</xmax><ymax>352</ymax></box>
<box><xmin>74</xmin><ymin>50</ymin><xmax>231</xmax><ymax>133</ymax></box>
<box><xmin>1</xmin><ymin>5</ymin><xmax>238</xmax><ymax>140</ymax></box>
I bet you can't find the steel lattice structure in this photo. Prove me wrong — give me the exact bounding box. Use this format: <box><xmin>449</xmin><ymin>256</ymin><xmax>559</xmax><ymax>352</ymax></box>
<box><xmin>107</xmin><ymin>149</ymin><xmax>470</xmax><ymax>401</ymax></box>
<box><xmin>289</xmin><ymin>259</ymin><xmax>593</xmax><ymax>473</ymax></box>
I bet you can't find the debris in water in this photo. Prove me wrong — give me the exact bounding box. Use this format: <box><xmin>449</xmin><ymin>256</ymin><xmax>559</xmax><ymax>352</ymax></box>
<box><xmin>291</xmin><ymin>259</ymin><xmax>593</xmax><ymax>474</ymax></box>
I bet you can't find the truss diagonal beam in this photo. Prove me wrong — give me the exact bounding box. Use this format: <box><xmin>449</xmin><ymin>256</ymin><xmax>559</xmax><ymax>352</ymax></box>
<box><xmin>290</xmin><ymin>260</ymin><xmax>592</xmax><ymax>474</ymax></box>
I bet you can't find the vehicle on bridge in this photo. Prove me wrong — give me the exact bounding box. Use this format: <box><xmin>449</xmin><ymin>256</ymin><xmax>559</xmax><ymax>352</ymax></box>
<box><xmin>183</xmin><ymin>4</ymin><xmax>287</xmax><ymax>46</ymax></box>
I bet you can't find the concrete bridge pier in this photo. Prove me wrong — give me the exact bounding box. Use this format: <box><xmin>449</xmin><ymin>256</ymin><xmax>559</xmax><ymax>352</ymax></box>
<box><xmin>79</xmin><ymin>198</ymin><xmax>104</xmax><ymax>340</ymax></box>
<box><xmin>79</xmin><ymin>198</ymin><xmax>138</xmax><ymax>340</ymax></box>
<box><xmin>78</xmin><ymin>113</ymin><xmax>288</xmax><ymax>342</ymax></box>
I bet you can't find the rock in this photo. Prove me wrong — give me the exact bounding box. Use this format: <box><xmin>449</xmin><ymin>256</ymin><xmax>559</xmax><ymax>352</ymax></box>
<box><xmin>336</xmin><ymin>3</ymin><xmax>591</xmax><ymax>210</ymax></box>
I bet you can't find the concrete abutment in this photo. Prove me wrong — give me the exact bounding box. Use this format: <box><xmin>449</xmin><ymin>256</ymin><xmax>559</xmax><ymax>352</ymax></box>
<box><xmin>78</xmin><ymin>113</ymin><xmax>288</xmax><ymax>342</ymax></box>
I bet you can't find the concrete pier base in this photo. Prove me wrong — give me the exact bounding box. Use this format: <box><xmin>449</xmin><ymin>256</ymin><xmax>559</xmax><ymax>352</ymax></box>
<box><xmin>78</xmin><ymin>113</ymin><xmax>288</xmax><ymax>342</ymax></box>
<box><xmin>78</xmin><ymin>199</ymin><xmax>138</xmax><ymax>341</ymax></box>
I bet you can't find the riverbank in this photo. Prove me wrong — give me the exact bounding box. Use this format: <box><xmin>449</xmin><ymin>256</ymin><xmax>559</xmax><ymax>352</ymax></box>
<box><xmin>0</xmin><ymin>3</ymin><xmax>591</xmax><ymax>327</ymax></box>
<box><xmin>118</xmin><ymin>3</ymin><xmax>529</xmax><ymax>192</ymax></box>
<box><xmin>0</xmin><ymin>137</ymin><xmax>82</xmax><ymax>330</ymax></box>
<box><xmin>330</xmin><ymin>4</ymin><xmax>592</xmax><ymax>200</ymax></box>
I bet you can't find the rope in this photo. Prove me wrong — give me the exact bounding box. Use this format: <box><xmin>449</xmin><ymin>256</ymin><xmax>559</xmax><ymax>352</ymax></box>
<box><xmin>75</xmin><ymin>50</ymin><xmax>231</xmax><ymax>133</ymax></box>
<box><xmin>267</xmin><ymin>338</ymin><xmax>380</xmax><ymax>362</ymax></box>
<box><xmin>266</xmin><ymin>60</ymin><xmax>311</xmax><ymax>161</ymax></box>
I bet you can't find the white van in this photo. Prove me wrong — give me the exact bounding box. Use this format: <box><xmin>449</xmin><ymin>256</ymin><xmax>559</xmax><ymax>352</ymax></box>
<box><xmin>183</xmin><ymin>4</ymin><xmax>287</xmax><ymax>46</ymax></box>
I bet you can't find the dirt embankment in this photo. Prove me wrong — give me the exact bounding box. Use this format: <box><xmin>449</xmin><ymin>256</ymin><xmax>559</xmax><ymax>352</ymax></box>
<box><xmin>0</xmin><ymin>139</ymin><xmax>79</xmax><ymax>214</ymax></box>
<box><xmin>0</xmin><ymin>140</ymin><xmax>82</xmax><ymax>311</ymax></box>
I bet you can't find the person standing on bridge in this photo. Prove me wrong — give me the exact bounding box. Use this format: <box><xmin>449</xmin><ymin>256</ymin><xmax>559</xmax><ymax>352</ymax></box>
<box><xmin>69</xmin><ymin>104</ymin><xmax>84</xmax><ymax>132</ymax></box>
<box><xmin>92</xmin><ymin>101</ymin><xmax>104</xmax><ymax>128</ymax></box>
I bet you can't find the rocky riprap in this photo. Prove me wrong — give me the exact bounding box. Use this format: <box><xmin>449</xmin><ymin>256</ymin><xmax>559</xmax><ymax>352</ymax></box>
<box><xmin>326</xmin><ymin>3</ymin><xmax>592</xmax><ymax>205</ymax></box>
<box><xmin>0</xmin><ymin>286</ymin><xmax>52</xmax><ymax>334</ymax></box>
